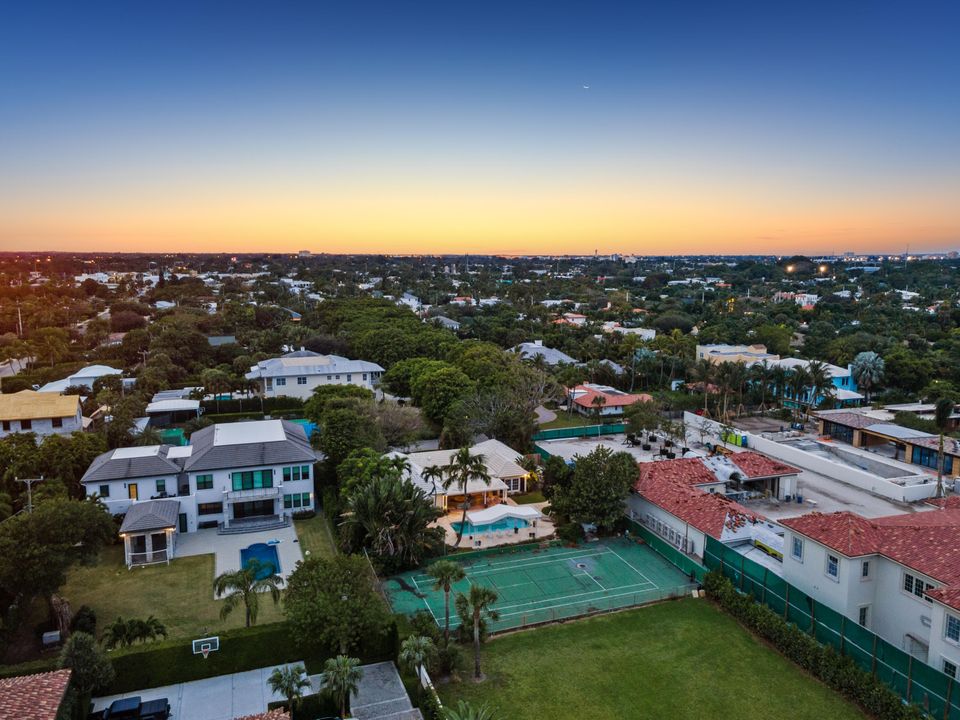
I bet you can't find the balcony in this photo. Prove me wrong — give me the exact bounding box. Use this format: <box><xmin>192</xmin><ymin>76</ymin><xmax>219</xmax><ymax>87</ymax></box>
<box><xmin>224</xmin><ymin>486</ymin><xmax>281</xmax><ymax>501</ymax></box>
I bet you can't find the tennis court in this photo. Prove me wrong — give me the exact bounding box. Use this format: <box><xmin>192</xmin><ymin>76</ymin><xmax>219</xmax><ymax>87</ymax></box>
<box><xmin>384</xmin><ymin>537</ymin><xmax>697</xmax><ymax>632</ymax></box>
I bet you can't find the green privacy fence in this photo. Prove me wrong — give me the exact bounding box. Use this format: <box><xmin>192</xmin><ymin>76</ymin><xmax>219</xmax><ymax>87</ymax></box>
<box><xmin>533</xmin><ymin>423</ymin><xmax>627</xmax><ymax>441</ymax></box>
<box><xmin>625</xmin><ymin>519</ymin><xmax>707</xmax><ymax>582</ymax></box>
<box><xmin>703</xmin><ymin>537</ymin><xmax>960</xmax><ymax>720</ymax></box>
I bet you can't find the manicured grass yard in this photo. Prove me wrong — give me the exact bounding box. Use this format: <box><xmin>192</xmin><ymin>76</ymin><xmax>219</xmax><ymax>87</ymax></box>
<box><xmin>510</xmin><ymin>490</ymin><xmax>545</xmax><ymax>504</ymax></box>
<box><xmin>293</xmin><ymin>514</ymin><xmax>337</xmax><ymax>558</ymax></box>
<box><xmin>439</xmin><ymin>599</ymin><xmax>865</xmax><ymax>720</ymax></box>
<box><xmin>61</xmin><ymin>545</ymin><xmax>284</xmax><ymax>642</ymax></box>
<box><xmin>537</xmin><ymin>410</ymin><xmax>596</xmax><ymax>430</ymax></box>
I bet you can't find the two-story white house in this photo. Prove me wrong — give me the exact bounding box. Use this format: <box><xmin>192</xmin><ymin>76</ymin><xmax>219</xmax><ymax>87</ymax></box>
<box><xmin>780</xmin><ymin>505</ymin><xmax>960</xmax><ymax>676</ymax></box>
<box><xmin>0</xmin><ymin>390</ymin><xmax>83</xmax><ymax>438</ymax></box>
<box><xmin>245</xmin><ymin>349</ymin><xmax>384</xmax><ymax>400</ymax></box>
<box><xmin>81</xmin><ymin>419</ymin><xmax>319</xmax><ymax>566</ymax></box>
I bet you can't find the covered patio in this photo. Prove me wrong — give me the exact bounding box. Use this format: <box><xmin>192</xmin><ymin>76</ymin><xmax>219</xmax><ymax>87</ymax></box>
<box><xmin>436</xmin><ymin>476</ymin><xmax>509</xmax><ymax>512</ymax></box>
<box><xmin>119</xmin><ymin>499</ymin><xmax>180</xmax><ymax>568</ymax></box>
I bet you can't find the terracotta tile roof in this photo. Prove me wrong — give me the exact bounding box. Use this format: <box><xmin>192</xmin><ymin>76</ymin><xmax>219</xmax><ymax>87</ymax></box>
<box><xmin>0</xmin><ymin>669</ymin><xmax>72</xmax><ymax>720</ymax></box>
<box><xmin>638</xmin><ymin>458</ymin><xmax>720</xmax><ymax>487</ymax></box>
<box><xmin>635</xmin><ymin>465</ymin><xmax>765</xmax><ymax>539</ymax></box>
<box><xmin>926</xmin><ymin>495</ymin><xmax>960</xmax><ymax>509</ymax></box>
<box><xmin>782</xmin><ymin>508</ymin><xmax>960</xmax><ymax>609</ymax></box>
<box><xmin>568</xmin><ymin>385</ymin><xmax>653</xmax><ymax>409</ymax></box>
<box><xmin>729</xmin><ymin>452</ymin><xmax>801</xmax><ymax>479</ymax></box>
<box><xmin>234</xmin><ymin>710</ymin><xmax>291</xmax><ymax>720</ymax></box>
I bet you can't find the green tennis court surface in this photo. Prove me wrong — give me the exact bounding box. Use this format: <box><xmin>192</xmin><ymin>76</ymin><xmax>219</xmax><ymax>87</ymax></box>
<box><xmin>384</xmin><ymin>538</ymin><xmax>697</xmax><ymax>632</ymax></box>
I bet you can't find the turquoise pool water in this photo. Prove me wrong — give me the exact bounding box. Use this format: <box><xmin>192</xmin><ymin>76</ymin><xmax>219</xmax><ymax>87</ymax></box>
<box><xmin>240</xmin><ymin>543</ymin><xmax>280</xmax><ymax>579</ymax></box>
<box><xmin>452</xmin><ymin>518</ymin><xmax>530</xmax><ymax>535</ymax></box>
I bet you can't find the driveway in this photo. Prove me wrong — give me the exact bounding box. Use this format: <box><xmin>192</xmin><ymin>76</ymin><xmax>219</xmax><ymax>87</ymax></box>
<box><xmin>535</xmin><ymin>405</ymin><xmax>557</xmax><ymax>424</ymax></box>
<box><xmin>92</xmin><ymin>663</ymin><xmax>302</xmax><ymax>720</ymax></box>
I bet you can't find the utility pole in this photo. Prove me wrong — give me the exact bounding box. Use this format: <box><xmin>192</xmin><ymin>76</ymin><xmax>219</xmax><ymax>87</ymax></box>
<box><xmin>16</xmin><ymin>476</ymin><xmax>44</xmax><ymax>514</ymax></box>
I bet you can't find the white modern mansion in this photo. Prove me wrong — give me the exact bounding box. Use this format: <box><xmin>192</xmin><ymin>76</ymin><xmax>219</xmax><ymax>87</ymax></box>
<box><xmin>245</xmin><ymin>349</ymin><xmax>384</xmax><ymax>400</ymax></box>
<box><xmin>81</xmin><ymin>419</ymin><xmax>318</xmax><ymax>566</ymax></box>
<box><xmin>780</xmin><ymin>502</ymin><xmax>960</xmax><ymax>678</ymax></box>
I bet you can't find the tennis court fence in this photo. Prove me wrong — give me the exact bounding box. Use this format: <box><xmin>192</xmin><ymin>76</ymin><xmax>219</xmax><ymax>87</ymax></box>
<box><xmin>703</xmin><ymin>536</ymin><xmax>960</xmax><ymax>720</ymax></box>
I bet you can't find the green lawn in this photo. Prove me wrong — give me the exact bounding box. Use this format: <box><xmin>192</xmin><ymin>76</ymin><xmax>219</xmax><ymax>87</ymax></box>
<box><xmin>438</xmin><ymin>599</ymin><xmax>865</xmax><ymax>720</ymax></box>
<box><xmin>294</xmin><ymin>514</ymin><xmax>338</xmax><ymax>558</ymax></box>
<box><xmin>510</xmin><ymin>490</ymin><xmax>545</xmax><ymax>504</ymax></box>
<box><xmin>537</xmin><ymin>410</ymin><xmax>595</xmax><ymax>430</ymax></box>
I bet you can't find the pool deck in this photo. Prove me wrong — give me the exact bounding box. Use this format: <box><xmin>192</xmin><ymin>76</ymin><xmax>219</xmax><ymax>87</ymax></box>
<box><xmin>178</xmin><ymin>525</ymin><xmax>303</xmax><ymax>595</ymax></box>
<box><xmin>436</xmin><ymin>499</ymin><xmax>556</xmax><ymax>549</ymax></box>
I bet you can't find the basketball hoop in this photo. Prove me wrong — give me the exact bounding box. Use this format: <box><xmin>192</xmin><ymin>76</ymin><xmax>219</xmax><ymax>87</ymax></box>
<box><xmin>201</xmin><ymin>646</ymin><xmax>211</xmax><ymax>660</ymax></box>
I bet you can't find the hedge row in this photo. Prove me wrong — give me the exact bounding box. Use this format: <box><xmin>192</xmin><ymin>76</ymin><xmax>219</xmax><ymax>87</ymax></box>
<box><xmin>704</xmin><ymin>571</ymin><xmax>924</xmax><ymax>720</ymax></box>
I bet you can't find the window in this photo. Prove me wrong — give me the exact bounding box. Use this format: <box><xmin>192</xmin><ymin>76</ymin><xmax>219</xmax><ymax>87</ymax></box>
<box><xmin>297</xmin><ymin>377</ymin><xmax>307</xmax><ymax>385</ymax></box>
<box><xmin>859</xmin><ymin>606</ymin><xmax>870</xmax><ymax>627</ymax></box>
<box><xmin>99</xmin><ymin>484</ymin><xmax>110</xmax><ymax>497</ymax></box>
<box><xmin>944</xmin><ymin>660</ymin><xmax>957</xmax><ymax>679</ymax></box>
<box><xmin>284</xmin><ymin>492</ymin><xmax>312</xmax><ymax>509</ymax></box>
<box><xmin>826</xmin><ymin>554</ymin><xmax>839</xmax><ymax>580</ymax></box>
<box><xmin>231</xmin><ymin>469</ymin><xmax>273</xmax><ymax>491</ymax></box>
<box><xmin>276</xmin><ymin>377</ymin><xmax>287</xmax><ymax>386</ymax></box>
<box><xmin>196</xmin><ymin>474</ymin><xmax>213</xmax><ymax>490</ymax></box>
<box><xmin>861</xmin><ymin>561</ymin><xmax>870</xmax><ymax>579</ymax></box>
<box><xmin>791</xmin><ymin>537</ymin><xmax>804</xmax><ymax>561</ymax></box>
<box><xmin>52</xmin><ymin>417</ymin><xmax>63</xmax><ymax>428</ymax></box>
<box><xmin>912</xmin><ymin>446</ymin><xmax>954</xmax><ymax>474</ymax></box>
<box><xmin>265</xmin><ymin>378</ymin><xmax>273</xmax><ymax>390</ymax></box>
<box><xmin>362</xmin><ymin>373</ymin><xmax>367</xmax><ymax>381</ymax></box>
<box><xmin>197</xmin><ymin>502</ymin><xmax>223</xmax><ymax>516</ymax></box>
<box><xmin>904</xmin><ymin>572</ymin><xmax>935</xmax><ymax>602</ymax></box>
<box><xmin>156</xmin><ymin>479</ymin><xmax>166</xmax><ymax>494</ymax></box>
<box><xmin>947</xmin><ymin>615</ymin><xmax>960</xmax><ymax>643</ymax></box>
<box><xmin>20</xmin><ymin>419</ymin><xmax>32</xmax><ymax>430</ymax></box>
<box><xmin>1</xmin><ymin>420</ymin><xmax>9</xmax><ymax>431</ymax></box>
<box><xmin>347</xmin><ymin>374</ymin><xmax>352</xmax><ymax>382</ymax></box>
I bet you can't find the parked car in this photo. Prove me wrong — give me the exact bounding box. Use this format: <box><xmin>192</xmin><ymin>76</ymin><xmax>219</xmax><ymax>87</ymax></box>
<box><xmin>88</xmin><ymin>696</ymin><xmax>171</xmax><ymax>720</ymax></box>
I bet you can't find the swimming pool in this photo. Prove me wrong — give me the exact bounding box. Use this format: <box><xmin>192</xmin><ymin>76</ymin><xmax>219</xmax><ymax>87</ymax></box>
<box><xmin>452</xmin><ymin>518</ymin><xmax>530</xmax><ymax>535</ymax></box>
<box><xmin>240</xmin><ymin>543</ymin><xmax>280</xmax><ymax>579</ymax></box>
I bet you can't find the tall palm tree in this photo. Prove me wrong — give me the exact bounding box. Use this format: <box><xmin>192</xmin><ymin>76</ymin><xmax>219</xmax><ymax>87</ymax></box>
<box><xmin>590</xmin><ymin>393</ymin><xmax>607</xmax><ymax>426</ymax></box>
<box><xmin>455</xmin><ymin>585</ymin><xmax>500</xmax><ymax>680</ymax></box>
<box><xmin>770</xmin><ymin>365</ymin><xmax>789</xmax><ymax>410</ymax></box>
<box><xmin>268</xmin><ymin>664</ymin><xmax>310</xmax><ymax>711</ymax></box>
<box><xmin>714</xmin><ymin>362</ymin><xmax>736</xmax><ymax>420</ymax></box>
<box><xmin>442</xmin><ymin>448</ymin><xmax>491</xmax><ymax>547</ymax></box>
<box><xmin>750</xmin><ymin>361</ymin><xmax>772</xmax><ymax>412</ymax></box>
<box><xmin>399</xmin><ymin>635</ymin><xmax>435</xmax><ymax>701</ymax></box>
<box><xmin>692</xmin><ymin>358</ymin><xmax>714</xmax><ymax>417</ymax></box>
<box><xmin>805</xmin><ymin>360</ymin><xmax>835</xmax><ymax>417</ymax></box>
<box><xmin>934</xmin><ymin>397</ymin><xmax>955</xmax><ymax>498</ymax></box>
<box><xmin>427</xmin><ymin>559</ymin><xmax>466</xmax><ymax>644</ymax></box>
<box><xmin>320</xmin><ymin>654</ymin><xmax>363</xmax><ymax>719</ymax></box>
<box><xmin>851</xmin><ymin>351</ymin><xmax>885</xmax><ymax>403</ymax></box>
<box><xmin>213</xmin><ymin>559</ymin><xmax>283</xmax><ymax>627</ymax></box>
<box><xmin>728</xmin><ymin>362</ymin><xmax>749</xmax><ymax>418</ymax></box>
<box><xmin>787</xmin><ymin>366</ymin><xmax>812</xmax><ymax>421</ymax></box>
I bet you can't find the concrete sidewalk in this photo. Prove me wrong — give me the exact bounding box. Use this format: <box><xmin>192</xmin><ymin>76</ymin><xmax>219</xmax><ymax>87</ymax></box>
<box><xmin>92</xmin><ymin>663</ymin><xmax>302</xmax><ymax>720</ymax></box>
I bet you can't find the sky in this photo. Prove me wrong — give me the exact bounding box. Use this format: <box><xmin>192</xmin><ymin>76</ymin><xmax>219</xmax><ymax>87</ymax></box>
<box><xmin>1</xmin><ymin>1</ymin><xmax>958</xmax><ymax>256</ymax></box>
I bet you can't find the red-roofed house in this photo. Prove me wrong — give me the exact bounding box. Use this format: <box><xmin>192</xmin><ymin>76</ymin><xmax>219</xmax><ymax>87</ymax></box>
<box><xmin>628</xmin><ymin>457</ymin><xmax>774</xmax><ymax>561</ymax></box>
<box><xmin>780</xmin><ymin>507</ymin><xmax>960</xmax><ymax>674</ymax></box>
<box><xmin>566</xmin><ymin>384</ymin><xmax>653</xmax><ymax>417</ymax></box>
<box><xmin>0</xmin><ymin>669</ymin><xmax>72</xmax><ymax>720</ymax></box>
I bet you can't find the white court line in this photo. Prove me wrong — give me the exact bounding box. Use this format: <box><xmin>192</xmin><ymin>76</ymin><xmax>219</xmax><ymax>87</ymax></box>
<box><xmin>605</xmin><ymin>544</ymin><xmax>655</xmax><ymax>587</ymax></box>
<box><xmin>410</xmin><ymin>574</ymin><xmax>440</xmax><ymax>624</ymax></box>
<box><xmin>409</xmin><ymin>546</ymin><xmax>615</xmax><ymax>584</ymax></box>
<box><xmin>490</xmin><ymin>578</ymin><xmax>656</xmax><ymax>613</ymax></box>
<box><xmin>576</xmin><ymin>571</ymin><xmax>606</xmax><ymax>591</ymax></box>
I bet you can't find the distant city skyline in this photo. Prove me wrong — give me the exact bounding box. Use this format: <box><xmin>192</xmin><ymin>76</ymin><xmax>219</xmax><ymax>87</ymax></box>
<box><xmin>1</xmin><ymin>1</ymin><xmax>958</xmax><ymax>255</ymax></box>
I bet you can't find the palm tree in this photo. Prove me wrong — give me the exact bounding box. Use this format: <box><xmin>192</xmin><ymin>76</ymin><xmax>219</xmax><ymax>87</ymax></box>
<box><xmin>399</xmin><ymin>635</ymin><xmax>435</xmax><ymax>701</ymax></box>
<box><xmin>787</xmin><ymin>366</ymin><xmax>812</xmax><ymax>422</ymax></box>
<box><xmin>691</xmin><ymin>358</ymin><xmax>714</xmax><ymax>417</ymax></box>
<box><xmin>444</xmin><ymin>700</ymin><xmax>504</xmax><ymax>720</ymax></box>
<box><xmin>442</xmin><ymin>448</ymin><xmax>492</xmax><ymax>547</ymax></box>
<box><xmin>934</xmin><ymin>396</ymin><xmax>955</xmax><ymax>498</ymax></box>
<box><xmin>320</xmin><ymin>654</ymin><xmax>363</xmax><ymax>719</ymax></box>
<box><xmin>101</xmin><ymin>617</ymin><xmax>134</xmax><ymax>649</ymax></box>
<box><xmin>750</xmin><ymin>361</ymin><xmax>772</xmax><ymax>412</ymax></box>
<box><xmin>728</xmin><ymin>362</ymin><xmax>749</xmax><ymax>418</ymax></box>
<box><xmin>851</xmin><ymin>351</ymin><xmax>885</xmax><ymax>403</ymax></box>
<box><xmin>213</xmin><ymin>559</ymin><xmax>283</xmax><ymax>627</ymax></box>
<box><xmin>806</xmin><ymin>360</ymin><xmax>835</xmax><ymax>417</ymax></box>
<box><xmin>268</xmin><ymin>664</ymin><xmax>310</xmax><ymax>711</ymax></box>
<box><xmin>130</xmin><ymin>615</ymin><xmax>167</xmax><ymax>644</ymax></box>
<box><xmin>427</xmin><ymin>559</ymin><xmax>466</xmax><ymax>644</ymax></box>
<box><xmin>455</xmin><ymin>585</ymin><xmax>500</xmax><ymax>680</ymax></box>
<box><xmin>770</xmin><ymin>365</ymin><xmax>789</xmax><ymax>410</ymax></box>
<box><xmin>590</xmin><ymin>393</ymin><xmax>607</xmax><ymax>426</ymax></box>
<box><xmin>421</xmin><ymin>463</ymin><xmax>446</xmax><ymax>507</ymax></box>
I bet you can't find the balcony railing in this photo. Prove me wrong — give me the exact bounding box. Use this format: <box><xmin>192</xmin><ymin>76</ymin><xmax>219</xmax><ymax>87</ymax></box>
<box><xmin>224</xmin><ymin>486</ymin><xmax>281</xmax><ymax>501</ymax></box>
<box><xmin>127</xmin><ymin>549</ymin><xmax>169</xmax><ymax>566</ymax></box>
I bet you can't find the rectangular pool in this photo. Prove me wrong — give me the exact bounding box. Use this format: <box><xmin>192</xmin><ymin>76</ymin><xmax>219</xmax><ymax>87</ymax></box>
<box><xmin>452</xmin><ymin>518</ymin><xmax>530</xmax><ymax>535</ymax></box>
